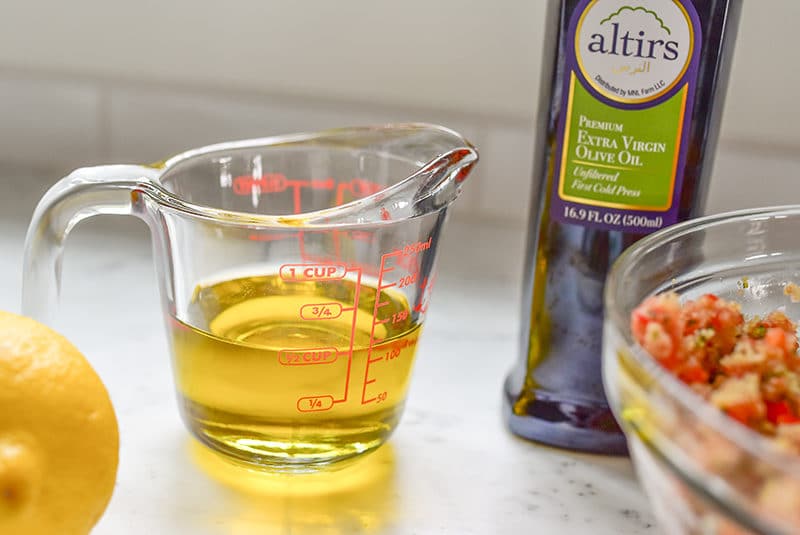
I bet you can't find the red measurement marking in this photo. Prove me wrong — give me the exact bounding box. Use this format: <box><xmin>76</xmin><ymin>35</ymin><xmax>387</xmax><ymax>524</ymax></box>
<box><xmin>279</xmin><ymin>263</ymin><xmax>346</xmax><ymax>281</ymax></box>
<box><xmin>335</xmin><ymin>178</ymin><xmax>384</xmax><ymax>205</ymax></box>
<box><xmin>247</xmin><ymin>232</ymin><xmax>296</xmax><ymax>242</ymax></box>
<box><xmin>402</xmin><ymin>237</ymin><xmax>433</xmax><ymax>255</ymax></box>
<box><xmin>395</xmin><ymin>337</ymin><xmax>417</xmax><ymax>350</ymax></box>
<box><xmin>333</xmin><ymin>229</ymin><xmax>342</xmax><ymax>261</ymax></box>
<box><xmin>362</xmin><ymin>250</ymin><xmax>400</xmax><ymax>405</ymax></box>
<box><xmin>385</xmin><ymin>347</ymin><xmax>401</xmax><ymax>360</ymax></box>
<box><xmin>391</xmin><ymin>310</ymin><xmax>409</xmax><ymax>323</ymax></box>
<box><xmin>414</xmin><ymin>274</ymin><xmax>436</xmax><ymax>314</ymax></box>
<box><xmin>300</xmin><ymin>302</ymin><xmax>343</xmax><ymax>320</ymax></box>
<box><xmin>397</xmin><ymin>273</ymin><xmax>419</xmax><ymax>288</ymax></box>
<box><xmin>352</xmin><ymin>178</ymin><xmax>383</xmax><ymax>197</ymax></box>
<box><xmin>233</xmin><ymin>173</ymin><xmax>288</xmax><ymax>195</ymax></box>
<box><xmin>296</xmin><ymin>248</ymin><xmax>381</xmax><ymax>278</ymax></box>
<box><xmin>231</xmin><ymin>174</ymin><xmax>383</xmax><ymax>200</ymax></box>
<box><xmin>298</xmin><ymin>229</ymin><xmax>308</xmax><ymax>259</ymax></box>
<box><xmin>382</xmin><ymin>239</ymin><xmax>432</xmax><ymax>274</ymax></box>
<box><xmin>311</xmin><ymin>177</ymin><xmax>335</xmax><ymax>190</ymax></box>
<box><xmin>292</xmin><ymin>183</ymin><xmax>303</xmax><ymax>214</ymax></box>
<box><xmin>279</xmin><ymin>348</ymin><xmax>338</xmax><ymax>366</ymax></box>
<box><xmin>363</xmin><ymin>391</ymin><xmax>388</xmax><ymax>405</ymax></box>
<box><xmin>337</xmin><ymin>267</ymin><xmax>361</xmax><ymax>404</ymax></box>
<box><xmin>375</xmin><ymin>300</ymin><xmax>390</xmax><ymax>308</ymax></box>
<box><xmin>380</xmin><ymin>207</ymin><xmax>391</xmax><ymax>221</ymax></box>
<box><xmin>297</xmin><ymin>395</ymin><xmax>334</xmax><ymax>412</ymax></box>
<box><xmin>350</xmin><ymin>231</ymin><xmax>374</xmax><ymax>243</ymax></box>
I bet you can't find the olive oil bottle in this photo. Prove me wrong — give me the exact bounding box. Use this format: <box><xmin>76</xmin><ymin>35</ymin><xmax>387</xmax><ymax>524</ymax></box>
<box><xmin>505</xmin><ymin>0</ymin><xmax>742</xmax><ymax>453</ymax></box>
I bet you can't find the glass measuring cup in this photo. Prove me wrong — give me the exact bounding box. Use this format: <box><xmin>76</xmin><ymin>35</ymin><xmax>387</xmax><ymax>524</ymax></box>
<box><xmin>21</xmin><ymin>124</ymin><xmax>477</xmax><ymax>471</ymax></box>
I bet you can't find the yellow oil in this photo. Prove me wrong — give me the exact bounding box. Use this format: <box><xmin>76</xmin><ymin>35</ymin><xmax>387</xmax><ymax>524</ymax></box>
<box><xmin>168</xmin><ymin>273</ymin><xmax>421</xmax><ymax>470</ymax></box>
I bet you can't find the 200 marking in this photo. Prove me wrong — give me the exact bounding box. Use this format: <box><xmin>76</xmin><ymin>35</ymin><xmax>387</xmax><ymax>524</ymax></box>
<box><xmin>398</xmin><ymin>273</ymin><xmax>418</xmax><ymax>288</ymax></box>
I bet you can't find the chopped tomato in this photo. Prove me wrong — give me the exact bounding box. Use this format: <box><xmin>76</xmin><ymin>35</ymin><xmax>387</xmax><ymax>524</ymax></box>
<box><xmin>632</xmin><ymin>290</ymin><xmax>800</xmax><ymax>437</ymax></box>
<box><xmin>765</xmin><ymin>328</ymin><xmax>786</xmax><ymax>350</ymax></box>
<box><xmin>726</xmin><ymin>402</ymin><xmax>763</xmax><ymax>426</ymax></box>
<box><xmin>678</xmin><ymin>361</ymin><xmax>710</xmax><ymax>384</ymax></box>
<box><xmin>766</xmin><ymin>401</ymin><xmax>800</xmax><ymax>425</ymax></box>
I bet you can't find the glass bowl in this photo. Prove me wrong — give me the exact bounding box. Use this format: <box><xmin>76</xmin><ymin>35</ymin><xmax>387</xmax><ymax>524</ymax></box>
<box><xmin>604</xmin><ymin>206</ymin><xmax>800</xmax><ymax>535</ymax></box>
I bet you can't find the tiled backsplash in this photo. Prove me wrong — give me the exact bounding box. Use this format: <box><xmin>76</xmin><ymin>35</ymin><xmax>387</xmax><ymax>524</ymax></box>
<box><xmin>1</xmin><ymin>68</ymin><xmax>800</xmax><ymax>224</ymax></box>
<box><xmin>3</xmin><ymin>2</ymin><xmax>800</xmax><ymax>223</ymax></box>
<box><xmin>0</xmin><ymin>70</ymin><xmax>529</xmax><ymax>222</ymax></box>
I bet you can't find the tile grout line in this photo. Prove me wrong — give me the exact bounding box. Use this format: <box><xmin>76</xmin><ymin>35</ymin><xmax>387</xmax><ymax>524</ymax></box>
<box><xmin>96</xmin><ymin>84</ymin><xmax>113</xmax><ymax>163</ymax></box>
<box><xmin>0</xmin><ymin>62</ymin><xmax>535</xmax><ymax>131</ymax></box>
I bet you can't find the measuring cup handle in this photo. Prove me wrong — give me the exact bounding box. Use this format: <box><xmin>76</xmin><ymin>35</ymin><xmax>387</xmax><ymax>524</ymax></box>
<box><xmin>21</xmin><ymin>165</ymin><xmax>160</xmax><ymax>325</ymax></box>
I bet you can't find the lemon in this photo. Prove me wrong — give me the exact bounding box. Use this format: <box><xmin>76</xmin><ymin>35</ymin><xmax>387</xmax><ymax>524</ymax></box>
<box><xmin>0</xmin><ymin>311</ymin><xmax>119</xmax><ymax>534</ymax></box>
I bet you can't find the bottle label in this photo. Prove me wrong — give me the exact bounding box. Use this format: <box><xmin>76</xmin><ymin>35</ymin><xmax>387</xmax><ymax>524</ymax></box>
<box><xmin>550</xmin><ymin>0</ymin><xmax>702</xmax><ymax>232</ymax></box>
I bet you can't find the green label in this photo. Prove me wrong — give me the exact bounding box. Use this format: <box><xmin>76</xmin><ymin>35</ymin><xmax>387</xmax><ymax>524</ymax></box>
<box><xmin>550</xmin><ymin>0</ymin><xmax>701</xmax><ymax>232</ymax></box>
<box><xmin>558</xmin><ymin>74</ymin><xmax>686</xmax><ymax>212</ymax></box>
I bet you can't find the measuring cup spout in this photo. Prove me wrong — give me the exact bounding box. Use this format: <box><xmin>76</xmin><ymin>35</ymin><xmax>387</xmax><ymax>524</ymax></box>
<box><xmin>406</xmin><ymin>146</ymin><xmax>478</xmax><ymax>215</ymax></box>
<box><xmin>300</xmin><ymin>127</ymin><xmax>478</xmax><ymax>226</ymax></box>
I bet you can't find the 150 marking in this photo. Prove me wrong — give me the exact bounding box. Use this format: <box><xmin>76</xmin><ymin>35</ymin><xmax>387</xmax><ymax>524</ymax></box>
<box><xmin>391</xmin><ymin>310</ymin><xmax>409</xmax><ymax>324</ymax></box>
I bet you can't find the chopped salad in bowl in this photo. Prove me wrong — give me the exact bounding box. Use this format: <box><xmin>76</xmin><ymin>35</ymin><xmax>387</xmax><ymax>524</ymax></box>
<box><xmin>604</xmin><ymin>207</ymin><xmax>800</xmax><ymax>535</ymax></box>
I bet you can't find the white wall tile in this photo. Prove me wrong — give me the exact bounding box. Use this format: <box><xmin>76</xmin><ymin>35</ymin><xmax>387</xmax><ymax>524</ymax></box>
<box><xmin>706</xmin><ymin>144</ymin><xmax>800</xmax><ymax>215</ymax></box>
<box><xmin>717</xmin><ymin>1</ymin><xmax>800</xmax><ymax>149</ymax></box>
<box><xmin>108</xmin><ymin>89</ymin><xmax>365</xmax><ymax>163</ymax></box>
<box><xmin>0</xmin><ymin>2</ymin><xmax>795</xmax><ymax>152</ymax></box>
<box><xmin>109</xmin><ymin>87</ymin><xmax>481</xmax><ymax>154</ymax></box>
<box><xmin>0</xmin><ymin>74</ymin><xmax>100</xmax><ymax>168</ymax></box>
<box><xmin>475</xmin><ymin>123</ymin><xmax>536</xmax><ymax>223</ymax></box>
<box><xmin>0</xmin><ymin>1</ymin><xmax>545</xmax><ymax>119</ymax></box>
<box><xmin>9</xmin><ymin>74</ymin><xmax>798</xmax><ymax>226</ymax></box>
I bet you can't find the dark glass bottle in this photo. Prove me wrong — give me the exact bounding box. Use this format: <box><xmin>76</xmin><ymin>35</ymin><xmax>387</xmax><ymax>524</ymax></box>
<box><xmin>504</xmin><ymin>0</ymin><xmax>742</xmax><ymax>454</ymax></box>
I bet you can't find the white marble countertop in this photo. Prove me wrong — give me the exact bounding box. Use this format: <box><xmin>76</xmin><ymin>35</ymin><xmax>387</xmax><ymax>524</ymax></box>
<box><xmin>0</xmin><ymin>168</ymin><xmax>657</xmax><ymax>535</ymax></box>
